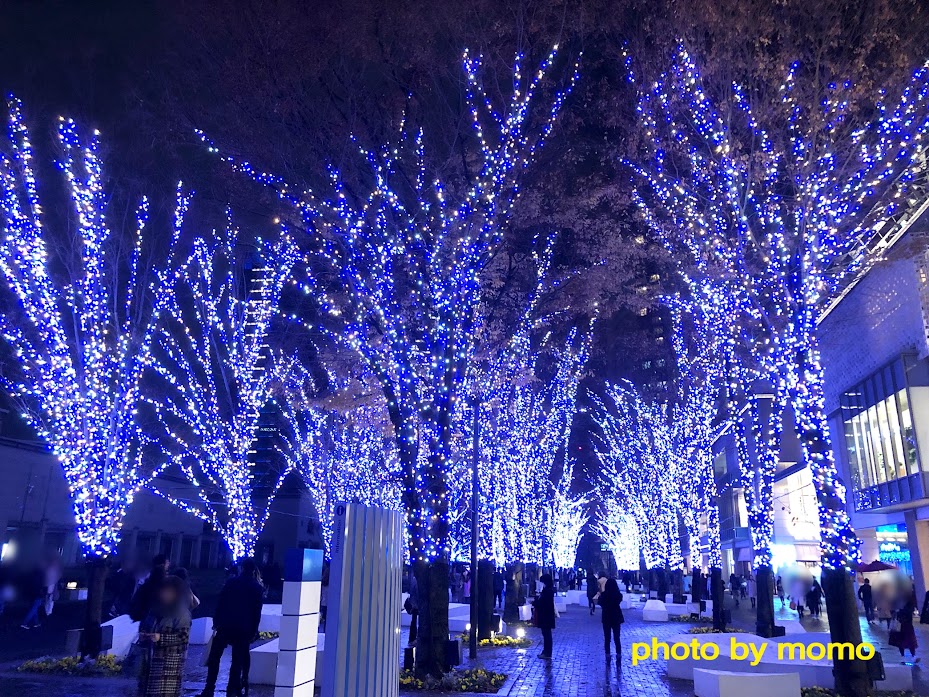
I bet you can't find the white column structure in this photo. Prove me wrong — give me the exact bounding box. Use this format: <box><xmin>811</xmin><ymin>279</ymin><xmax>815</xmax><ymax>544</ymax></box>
<box><xmin>274</xmin><ymin>547</ymin><xmax>324</xmax><ymax>697</ymax></box>
<box><xmin>323</xmin><ymin>503</ymin><xmax>404</xmax><ymax>697</ymax></box>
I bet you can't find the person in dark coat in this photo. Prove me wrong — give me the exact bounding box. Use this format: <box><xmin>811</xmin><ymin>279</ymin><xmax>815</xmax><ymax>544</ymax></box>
<box><xmin>137</xmin><ymin>575</ymin><xmax>191</xmax><ymax>697</ymax></box>
<box><xmin>890</xmin><ymin>598</ymin><xmax>919</xmax><ymax>661</ymax></box>
<box><xmin>598</xmin><ymin>578</ymin><xmax>625</xmax><ymax>658</ymax></box>
<box><xmin>920</xmin><ymin>590</ymin><xmax>929</xmax><ymax>625</ymax></box>
<box><xmin>586</xmin><ymin>568</ymin><xmax>598</xmax><ymax>615</ymax></box>
<box><xmin>858</xmin><ymin>578</ymin><xmax>874</xmax><ymax>622</ymax></box>
<box><xmin>493</xmin><ymin>569</ymin><xmax>505</xmax><ymax>609</ymax></box>
<box><xmin>198</xmin><ymin>559</ymin><xmax>264</xmax><ymax>697</ymax></box>
<box><xmin>806</xmin><ymin>579</ymin><xmax>823</xmax><ymax>619</ymax></box>
<box><xmin>533</xmin><ymin>573</ymin><xmax>556</xmax><ymax>659</ymax></box>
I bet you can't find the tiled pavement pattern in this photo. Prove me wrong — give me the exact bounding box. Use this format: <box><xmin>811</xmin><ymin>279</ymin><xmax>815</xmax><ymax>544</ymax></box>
<box><xmin>4</xmin><ymin>593</ymin><xmax>929</xmax><ymax>695</ymax></box>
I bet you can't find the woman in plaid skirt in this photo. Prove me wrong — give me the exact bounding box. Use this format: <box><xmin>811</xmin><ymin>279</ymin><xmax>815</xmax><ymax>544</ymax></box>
<box><xmin>138</xmin><ymin>574</ymin><xmax>192</xmax><ymax>697</ymax></box>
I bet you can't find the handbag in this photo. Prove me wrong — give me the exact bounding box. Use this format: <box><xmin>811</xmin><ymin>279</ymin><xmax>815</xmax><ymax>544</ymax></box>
<box><xmin>889</xmin><ymin>617</ymin><xmax>902</xmax><ymax>632</ymax></box>
<box><xmin>789</xmin><ymin>600</ymin><xmax>796</xmax><ymax>610</ymax></box>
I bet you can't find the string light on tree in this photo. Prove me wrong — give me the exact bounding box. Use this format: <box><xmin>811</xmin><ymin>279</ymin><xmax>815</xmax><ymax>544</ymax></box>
<box><xmin>199</xmin><ymin>48</ymin><xmax>580</xmax><ymax>567</ymax></box>
<box><xmin>626</xmin><ymin>44</ymin><xmax>929</xmax><ymax>573</ymax></box>
<box><xmin>146</xmin><ymin>224</ymin><xmax>300</xmax><ymax>561</ymax></box>
<box><xmin>0</xmin><ymin>100</ymin><xmax>183</xmax><ymax>559</ymax></box>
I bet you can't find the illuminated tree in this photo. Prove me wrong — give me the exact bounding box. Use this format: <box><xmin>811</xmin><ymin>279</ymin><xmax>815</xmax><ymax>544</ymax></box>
<box><xmin>547</xmin><ymin>462</ymin><xmax>589</xmax><ymax>570</ymax></box>
<box><xmin>593</xmin><ymin>500</ymin><xmax>640</xmax><ymax>571</ymax></box>
<box><xmin>277</xmin><ymin>363</ymin><xmax>403</xmax><ymax>557</ymax></box>
<box><xmin>591</xmin><ymin>382</ymin><xmax>679</xmax><ymax>570</ymax></box>
<box><xmin>628</xmin><ymin>44</ymin><xmax>929</xmax><ymax>690</ymax></box>
<box><xmin>202</xmin><ymin>48</ymin><xmax>578</xmax><ymax>675</ymax></box>
<box><xmin>147</xmin><ymin>227</ymin><xmax>300</xmax><ymax>561</ymax></box>
<box><xmin>0</xmin><ymin>101</ymin><xmax>183</xmax><ymax>651</ymax></box>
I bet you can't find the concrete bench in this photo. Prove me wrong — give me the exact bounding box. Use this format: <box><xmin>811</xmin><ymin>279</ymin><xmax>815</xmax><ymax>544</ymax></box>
<box><xmin>666</xmin><ymin>632</ymin><xmax>912</xmax><ymax>692</ymax></box>
<box><xmin>694</xmin><ymin>668</ymin><xmax>800</xmax><ymax>697</ymax></box>
<box><xmin>665</xmin><ymin>594</ymin><xmax>691</xmax><ymax>604</ymax></box>
<box><xmin>565</xmin><ymin>590</ymin><xmax>586</xmax><ymax>605</ymax></box>
<box><xmin>189</xmin><ymin>617</ymin><xmax>213</xmax><ymax>645</ymax></box>
<box><xmin>554</xmin><ymin>598</ymin><xmax>568</xmax><ymax>613</ymax></box>
<box><xmin>448</xmin><ymin>603</ymin><xmax>470</xmax><ymax>618</ymax></box>
<box><xmin>250</xmin><ymin>633</ymin><xmax>326</xmax><ymax>688</ymax></box>
<box><xmin>259</xmin><ymin>604</ymin><xmax>282</xmax><ymax>633</ymax></box>
<box><xmin>666</xmin><ymin>633</ymin><xmax>780</xmax><ymax>680</ymax></box>
<box><xmin>518</xmin><ymin>604</ymin><xmax>532</xmax><ymax>622</ymax></box>
<box><xmin>665</xmin><ymin>602</ymin><xmax>696</xmax><ymax>616</ymax></box>
<box><xmin>642</xmin><ymin>599</ymin><xmax>669</xmax><ymax>622</ymax></box>
<box><xmin>101</xmin><ymin>614</ymin><xmax>139</xmax><ymax>658</ymax></box>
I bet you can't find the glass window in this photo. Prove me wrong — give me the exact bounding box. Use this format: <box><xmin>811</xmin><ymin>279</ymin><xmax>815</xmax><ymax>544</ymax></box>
<box><xmin>841</xmin><ymin>358</ymin><xmax>923</xmax><ymax>490</ymax></box>
<box><xmin>897</xmin><ymin>388</ymin><xmax>920</xmax><ymax>474</ymax></box>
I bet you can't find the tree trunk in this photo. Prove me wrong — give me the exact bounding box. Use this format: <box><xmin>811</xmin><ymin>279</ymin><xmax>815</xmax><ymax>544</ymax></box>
<box><xmin>822</xmin><ymin>568</ymin><xmax>871</xmax><ymax>697</ymax></box>
<box><xmin>711</xmin><ymin>567</ymin><xmax>725</xmax><ymax>631</ymax></box>
<box><xmin>692</xmin><ymin>569</ymin><xmax>703</xmax><ymax>604</ymax></box>
<box><xmin>755</xmin><ymin>565</ymin><xmax>775</xmax><ymax>637</ymax></box>
<box><xmin>414</xmin><ymin>559</ymin><xmax>450</xmax><ymax>676</ymax></box>
<box><xmin>79</xmin><ymin>555</ymin><xmax>109</xmax><ymax>657</ymax></box>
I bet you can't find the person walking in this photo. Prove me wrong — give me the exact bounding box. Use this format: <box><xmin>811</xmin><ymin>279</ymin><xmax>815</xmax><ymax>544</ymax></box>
<box><xmin>198</xmin><ymin>559</ymin><xmax>264</xmax><ymax>697</ymax></box>
<box><xmin>729</xmin><ymin>573</ymin><xmax>740</xmax><ymax>609</ymax></box>
<box><xmin>890</xmin><ymin>597</ymin><xmax>919</xmax><ymax>663</ymax></box>
<box><xmin>533</xmin><ymin>574</ymin><xmax>556</xmax><ymax>659</ymax></box>
<box><xmin>776</xmin><ymin>576</ymin><xmax>785</xmax><ymax>608</ymax></box>
<box><xmin>858</xmin><ymin>578</ymin><xmax>874</xmax><ymax>622</ymax></box>
<box><xmin>137</xmin><ymin>575</ymin><xmax>191</xmax><ymax>697</ymax></box>
<box><xmin>586</xmin><ymin>568</ymin><xmax>598</xmax><ymax>615</ymax></box>
<box><xmin>806</xmin><ymin>579</ymin><xmax>823</xmax><ymax>619</ymax></box>
<box><xmin>746</xmin><ymin>574</ymin><xmax>757</xmax><ymax>609</ymax></box>
<box><xmin>598</xmin><ymin>578</ymin><xmax>625</xmax><ymax>659</ymax></box>
<box><xmin>462</xmin><ymin>569</ymin><xmax>472</xmax><ymax>604</ymax></box>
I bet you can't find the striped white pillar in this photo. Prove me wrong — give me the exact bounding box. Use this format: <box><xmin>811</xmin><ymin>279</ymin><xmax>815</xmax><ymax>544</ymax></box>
<box><xmin>274</xmin><ymin>548</ymin><xmax>323</xmax><ymax>697</ymax></box>
<box><xmin>323</xmin><ymin>503</ymin><xmax>404</xmax><ymax>697</ymax></box>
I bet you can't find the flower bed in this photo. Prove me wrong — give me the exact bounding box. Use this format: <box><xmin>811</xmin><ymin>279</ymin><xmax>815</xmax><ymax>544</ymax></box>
<box><xmin>17</xmin><ymin>655</ymin><xmax>123</xmax><ymax>677</ymax></box>
<box><xmin>802</xmin><ymin>688</ymin><xmax>916</xmax><ymax>697</ymax></box>
<box><xmin>400</xmin><ymin>668</ymin><xmax>507</xmax><ymax>692</ymax></box>
<box><xmin>669</xmin><ymin>614</ymin><xmax>711</xmax><ymax>623</ymax></box>
<box><xmin>687</xmin><ymin>625</ymin><xmax>748</xmax><ymax>634</ymax></box>
<box><xmin>456</xmin><ymin>632</ymin><xmax>531</xmax><ymax>648</ymax></box>
<box><xmin>257</xmin><ymin>631</ymin><xmax>279</xmax><ymax>641</ymax></box>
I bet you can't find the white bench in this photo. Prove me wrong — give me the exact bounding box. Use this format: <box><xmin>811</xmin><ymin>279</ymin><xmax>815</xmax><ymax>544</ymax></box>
<box><xmin>642</xmin><ymin>599</ymin><xmax>669</xmax><ymax>622</ymax></box>
<box><xmin>189</xmin><ymin>617</ymin><xmax>213</xmax><ymax>645</ymax></box>
<box><xmin>259</xmin><ymin>604</ymin><xmax>281</xmax><ymax>633</ymax></box>
<box><xmin>694</xmin><ymin>668</ymin><xmax>800</xmax><ymax>697</ymax></box>
<box><xmin>101</xmin><ymin>614</ymin><xmax>139</xmax><ymax>657</ymax></box>
<box><xmin>518</xmin><ymin>604</ymin><xmax>532</xmax><ymax>621</ymax></box>
<box><xmin>554</xmin><ymin>598</ymin><xmax>568</xmax><ymax>613</ymax></box>
<box><xmin>666</xmin><ymin>632</ymin><xmax>912</xmax><ymax>692</ymax></box>
<box><xmin>250</xmin><ymin>634</ymin><xmax>327</xmax><ymax>688</ymax></box>
<box><xmin>565</xmin><ymin>590</ymin><xmax>586</xmax><ymax>605</ymax></box>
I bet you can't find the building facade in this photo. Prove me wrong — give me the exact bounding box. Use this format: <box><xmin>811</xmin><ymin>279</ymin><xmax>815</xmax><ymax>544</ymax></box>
<box><xmin>821</xmin><ymin>232</ymin><xmax>929</xmax><ymax>601</ymax></box>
